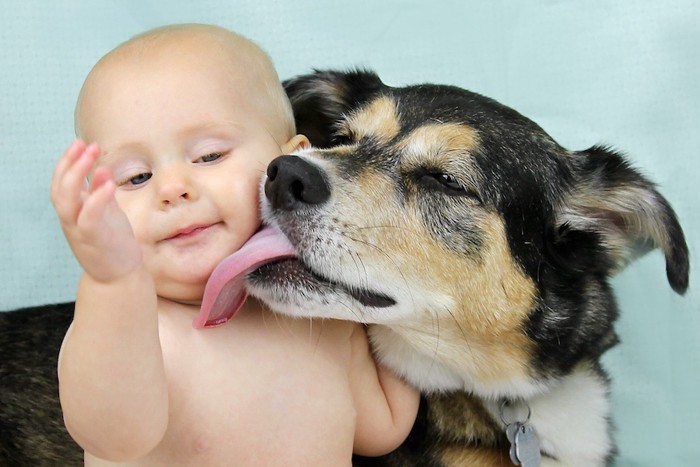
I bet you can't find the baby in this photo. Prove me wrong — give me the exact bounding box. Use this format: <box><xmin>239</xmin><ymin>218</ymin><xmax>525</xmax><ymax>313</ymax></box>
<box><xmin>51</xmin><ymin>24</ymin><xmax>418</xmax><ymax>466</ymax></box>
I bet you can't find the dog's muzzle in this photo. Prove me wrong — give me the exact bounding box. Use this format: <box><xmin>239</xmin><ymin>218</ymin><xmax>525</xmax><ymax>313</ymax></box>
<box><xmin>257</xmin><ymin>154</ymin><xmax>397</xmax><ymax>310</ymax></box>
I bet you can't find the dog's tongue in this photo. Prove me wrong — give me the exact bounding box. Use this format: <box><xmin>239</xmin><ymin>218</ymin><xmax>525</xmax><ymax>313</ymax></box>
<box><xmin>192</xmin><ymin>225</ymin><xmax>295</xmax><ymax>329</ymax></box>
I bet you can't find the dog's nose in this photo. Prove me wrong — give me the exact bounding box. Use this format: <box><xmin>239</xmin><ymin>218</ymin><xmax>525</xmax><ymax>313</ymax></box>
<box><xmin>265</xmin><ymin>155</ymin><xmax>331</xmax><ymax>211</ymax></box>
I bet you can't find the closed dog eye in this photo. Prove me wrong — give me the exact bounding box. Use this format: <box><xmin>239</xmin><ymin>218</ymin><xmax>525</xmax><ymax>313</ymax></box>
<box><xmin>330</xmin><ymin>133</ymin><xmax>354</xmax><ymax>146</ymax></box>
<box><xmin>420</xmin><ymin>172</ymin><xmax>481</xmax><ymax>201</ymax></box>
<box><xmin>329</xmin><ymin>125</ymin><xmax>357</xmax><ymax>146</ymax></box>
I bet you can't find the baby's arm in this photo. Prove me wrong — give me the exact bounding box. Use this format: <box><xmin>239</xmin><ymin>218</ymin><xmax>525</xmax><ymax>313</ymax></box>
<box><xmin>349</xmin><ymin>324</ymin><xmax>420</xmax><ymax>457</ymax></box>
<box><xmin>52</xmin><ymin>140</ymin><xmax>168</xmax><ymax>461</ymax></box>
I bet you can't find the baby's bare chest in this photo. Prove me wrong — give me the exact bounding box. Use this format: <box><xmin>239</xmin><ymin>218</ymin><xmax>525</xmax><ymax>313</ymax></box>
<box><xmin>148</xmin><ymin>311</ymin><xmax>357</xmax><ymax>465</ymax></box>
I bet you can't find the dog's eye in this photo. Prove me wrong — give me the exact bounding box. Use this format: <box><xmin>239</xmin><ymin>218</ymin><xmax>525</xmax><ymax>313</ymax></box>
<box><xmin>330</xmin><ymin>127</ymin><xmax>356</xmax><ymax>146</ymax></box>
<box><xmin>435</xmin><ymin>173</ymin><xmax>461</xmax><ymax>190</ymax></box>
<box><xmin>421</xmin><ymin>172</ymin><xmax>478</xmax><ymax>199</ymax></box>
<box><xmin>330</xmin><ymin>133</ymin><xmax>353</xmax><ymax>146</ymax></box>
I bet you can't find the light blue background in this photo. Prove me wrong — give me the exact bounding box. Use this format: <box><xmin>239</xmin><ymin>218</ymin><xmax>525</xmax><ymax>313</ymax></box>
<box><xmin>1</xmin><ymin>1</ymin><xmax>697</xmax><ymax>465</ymax></box>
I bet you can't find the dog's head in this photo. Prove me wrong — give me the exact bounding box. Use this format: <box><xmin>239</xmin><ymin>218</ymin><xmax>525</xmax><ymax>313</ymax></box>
<box><xmin>246</xmin><ymin>70</ymin><xmax>688</xmax><ymax>397</ymax></box>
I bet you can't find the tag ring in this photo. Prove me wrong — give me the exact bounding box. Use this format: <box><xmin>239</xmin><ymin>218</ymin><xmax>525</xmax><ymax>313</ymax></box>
<box><xmin>499</xmin><ymin>399</ymin><xmax>532</xmax><ymax>426</ymax></box>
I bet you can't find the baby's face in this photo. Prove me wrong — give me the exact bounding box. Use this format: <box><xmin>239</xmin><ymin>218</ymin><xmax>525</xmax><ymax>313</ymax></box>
<box><xmin>78</xmin><ymin>49</ymin><xmax>288</xmax><ymax>302</ymax></box>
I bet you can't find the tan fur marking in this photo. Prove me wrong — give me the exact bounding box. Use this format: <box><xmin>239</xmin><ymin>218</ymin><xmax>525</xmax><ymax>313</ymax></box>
<box><xmin>346</xmin><ymin>95</ymin><xmax>400</xmax><ymax>143</ymax></box>
<box><xmin>433</xmin><ymin>213</ymin><xmax>536</xmax><ymax>383</ymax></box>
<box><xmin>439</xmin><ymin>446</ymin><xmax>512</xmax><ymax>467</ymax></box>
<box><xmin>399</xmin><ymin>122</ymin><xmax>482</xmax><ymax>192</ymax></box>
<box><xmin>400</xmin><ymin>122</ymin><xmax>479</xmax><ymax>160</ymax></box>
<box><xmin>427</xmin><ymin>391</ymin><xmax>502</xmax><ymax>445</ymax></box>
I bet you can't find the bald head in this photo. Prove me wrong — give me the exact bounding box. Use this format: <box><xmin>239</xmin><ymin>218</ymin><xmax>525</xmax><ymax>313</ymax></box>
<box><xmin>75</xmin><ymin>24</ymin><xmax>295</xmax><ymax>144</ymax></box>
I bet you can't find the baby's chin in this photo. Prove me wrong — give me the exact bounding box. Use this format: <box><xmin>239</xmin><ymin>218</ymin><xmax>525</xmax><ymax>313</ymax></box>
<box><xmin>154</xmin><ymin>277</ymin><xmax>207</xmax><ymax>305</ymax></box>
<box><xmin>170</xmin><ymin>297</ymin><xmax>203</xmax><ymax>306</ymax></box>
<box><xmin>153</xmin><ymin>246</ymin><xmax>238</xmax><ymax>304</ymax></box>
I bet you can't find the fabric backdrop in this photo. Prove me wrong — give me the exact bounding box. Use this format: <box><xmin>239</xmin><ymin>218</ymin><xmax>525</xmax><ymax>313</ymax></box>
<box><xmin>1</xmin><ymin>1</ymin><xmax>697</xmax><ymax>465</ymax></box>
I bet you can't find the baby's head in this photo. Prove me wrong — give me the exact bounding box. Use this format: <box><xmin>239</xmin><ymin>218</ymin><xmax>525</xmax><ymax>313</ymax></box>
<box><xmin>73</xmin><ymin>24</ymin><xmax>307</xmax><ymax>302</ymax></box>
<box><xmin>75</xmin><ymin>23</ymin><xmax>295</xmax><ymax>146</ymax></box>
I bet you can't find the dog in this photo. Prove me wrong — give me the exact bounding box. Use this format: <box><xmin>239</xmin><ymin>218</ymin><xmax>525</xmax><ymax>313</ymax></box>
<box><xmin>238</xmin><ymin>69</ymin><xmax>689</xmax><ymax>466</ymax></box>
<box><xmin>0</xmin><ymin>69</ymin><xmax>689</xmax><ymax>466</ymax></box>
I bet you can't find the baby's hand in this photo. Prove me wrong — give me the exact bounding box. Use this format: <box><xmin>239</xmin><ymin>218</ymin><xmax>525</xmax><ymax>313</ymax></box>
<box><xmin>51</xmin><ymin>140</ymin><xmax>142</xmax><ymax>283</ymax></box>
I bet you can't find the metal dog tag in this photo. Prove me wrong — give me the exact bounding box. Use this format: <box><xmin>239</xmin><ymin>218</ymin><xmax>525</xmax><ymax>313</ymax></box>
<box><xmin>506</xmin><ymin>422</ymin><xmax>541</xmax><ymax>467</ymax></box>
<box><xmin>506</xmin><ymin>422</ymin><xmax>521</xmax><ymax>464</ymax></box>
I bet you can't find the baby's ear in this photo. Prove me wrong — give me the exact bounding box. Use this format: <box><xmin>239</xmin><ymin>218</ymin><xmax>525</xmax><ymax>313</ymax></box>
<box><xmin>281</xmin><ymin>134</ymin><xmax>310</xmax><ymax>154</ymax></box>
<box><xmin>555</xmin><ymin>146</ymin><xmax>689</xmax><ymax>294</ymax></box>
<box><xmin>283</xmin><ymin>69</ymin><xmax>385</xmax><ymax>148</ymax></box>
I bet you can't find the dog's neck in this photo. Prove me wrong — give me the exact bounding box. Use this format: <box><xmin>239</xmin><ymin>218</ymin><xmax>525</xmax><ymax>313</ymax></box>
<box><xmin>369</xmin><ymin>324</ymin><xmax>614</xmax><ymax>465</ymax></box>
<box><xmin>368</xmin><ymin>323</ymin><xmax>549</xmax><ymax>399</ymax></box>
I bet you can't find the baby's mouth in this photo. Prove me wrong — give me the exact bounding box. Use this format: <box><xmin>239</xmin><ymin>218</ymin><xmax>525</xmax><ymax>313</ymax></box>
<box><xmin>164</xmin><ymin>223</ymin><xmax>216</xmax><ymax>242</ymax></box>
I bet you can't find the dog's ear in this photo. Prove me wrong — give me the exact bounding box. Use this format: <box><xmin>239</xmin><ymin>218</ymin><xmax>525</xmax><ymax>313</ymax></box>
<box><xmin>283</xmin><ymin>69</ymin><xmax>386</xmax><ymax>148</ymax></box>
<box><xmin>553</xmin><ymin>145</ymin><xmax>689</xmax><ymax>294</ymax></box>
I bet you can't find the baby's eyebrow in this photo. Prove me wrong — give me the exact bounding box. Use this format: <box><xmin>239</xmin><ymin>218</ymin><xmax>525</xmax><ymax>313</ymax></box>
<box><xmin>99</xmin><ymin>142</ymin><xmax>149</xmax><ymax>164</ymax></box>
<box><xmin>178</xmin><ymin>121</ymin><xmax>244</xmax><ymax>140</ymax></box>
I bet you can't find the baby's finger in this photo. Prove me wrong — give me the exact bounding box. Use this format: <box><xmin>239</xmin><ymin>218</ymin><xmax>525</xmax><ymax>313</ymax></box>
<box><xmin>52</xmin><ymin>143</ymin><xmax>100</xmax><ymax>221</ymax></box>
<box><xmin>77</xmin><ymin>177</ymin><xmax>117</xmax><ymax>232</ymax></box>
<box><xmin>51</xmin><ymin>140</ymin><xmax>86</xmax><ymax>197</ymax></box>
<box><xmin>88</xmin><ymin>166</ymin><xmax>115</xmax><ymax>195</ymax></box>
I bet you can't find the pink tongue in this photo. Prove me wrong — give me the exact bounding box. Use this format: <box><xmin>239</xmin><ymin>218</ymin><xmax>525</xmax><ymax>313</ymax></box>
<box><xmin>192</xmin><ymin>225</ymin><xmax>295</xmax><ymax>329</ymax></box>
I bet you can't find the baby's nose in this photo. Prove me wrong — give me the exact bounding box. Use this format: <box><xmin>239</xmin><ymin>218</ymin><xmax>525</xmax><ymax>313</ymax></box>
<box><xmin>161</xmin><ymin>190</ymin><xmax>190</xmax><ymax>206</ymax></box>
<box><xmin>158</xmin><ymin>168</ymin><xmax>196</xmax><ymax>207</ymax></box>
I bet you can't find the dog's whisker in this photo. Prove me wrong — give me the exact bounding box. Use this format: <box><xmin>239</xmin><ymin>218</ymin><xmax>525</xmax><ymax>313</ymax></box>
<box><xmin>342</xmin><ymin>233</ymin><xmax>418</xmax><ymax>312</ymax></box>
<box><xmin>353</xmin><ymin>224</ymin><xmax>425</xmax><ymax>238</ymax></box>
<box><xmin>346</xmin><ymin>248</ymin><xmax>369</xmax><ymax>293</ymax></box>
<box><xmin>426</xmin><ymin>309</ymin><xmax>441</xmax><ymax>379</ymax></box>
<box><xmin>342</xmin><ymin>232</ymin><xmax>401</xmax><ymax>275</ymax></box>
<box><xmin>337</xmin><ymin>296</ymin><xmax>364</xmax><ymax>321</ymax></box>
<box><xmin>444</xmin><ymin>304</ymin><xmax>475</xmax><ymax>362</ymax></box>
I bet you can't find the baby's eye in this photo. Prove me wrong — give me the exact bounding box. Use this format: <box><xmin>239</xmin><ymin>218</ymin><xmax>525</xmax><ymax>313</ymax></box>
<box><xmin>196</xmin><ymin>152</ymin><xmax>224</xmax><ymax>163</ymax></box>
<box><xmin>123</xmin><ymin>172</ymin><xmax>152</xmax><ymax>186</ymax></box>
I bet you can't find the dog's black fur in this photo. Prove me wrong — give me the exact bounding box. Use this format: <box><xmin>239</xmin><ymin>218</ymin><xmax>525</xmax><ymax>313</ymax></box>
<box><xmin>0</xmin><ymin>302</ymin><xmax>81</xmax><ymax>466</ymax></box>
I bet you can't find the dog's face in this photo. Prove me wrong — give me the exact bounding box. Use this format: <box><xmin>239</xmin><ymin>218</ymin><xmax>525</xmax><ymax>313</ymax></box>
<box><xmin>247</xmin><ymin>70</ymin><xmax>689</xmax><ymax>397</ymax></box>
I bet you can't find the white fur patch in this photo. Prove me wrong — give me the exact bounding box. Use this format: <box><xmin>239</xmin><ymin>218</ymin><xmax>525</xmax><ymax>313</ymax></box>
<box><xmin>485</xmin><ymin>365</ymin><xmax>612</xmax><ymax>466</ymax></box>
